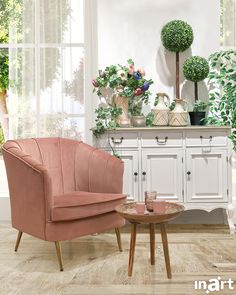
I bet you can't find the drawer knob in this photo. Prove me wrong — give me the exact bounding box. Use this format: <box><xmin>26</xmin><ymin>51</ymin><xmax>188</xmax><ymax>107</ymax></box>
<box><xmin>142</xmin><ymin>172</ymin><xmax>146</xmax><ymax>176</ymax></box>
<box><xmin>187</xmin><ymin>171</ymin><xmax>191</xmax><ymax>175</ymax></box>
<box><xmin>134</xmin><ymin>172</ymin><xmax>138</xmax><ymax>176</ymax></box>
<box><xmin>155</xmin><ymin>136</ymin><xmax>168</xmax><ymax>144</ymax></box>
<box><xmin>111</xmin><ymin>137</ymin><xmax>124</xmax><ymax>144</ymax></box>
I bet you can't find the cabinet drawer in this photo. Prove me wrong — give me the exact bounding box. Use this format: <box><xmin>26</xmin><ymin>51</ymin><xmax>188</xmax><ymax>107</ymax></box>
<box><xmin>108</xmin><ymin>132</ymin><xmax>138</xmax><ymax>148</ymax></box>
<box><xmin>141</xmin><ymin>132</ymin><xmax>183</xmax><ymax>147</ymax></box>
<box><xmin>186</xmin><ymin>131</ymin><xmax>227</xmax><ymax>147</ymax></box>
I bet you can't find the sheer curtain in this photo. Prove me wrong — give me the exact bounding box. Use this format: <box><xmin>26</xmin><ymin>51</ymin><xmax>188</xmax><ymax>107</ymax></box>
<box><xmin>8</xmin><ymin>0</ymin><xmax>85</xmax><ymax>140</ymax></box>
<box><xmin>221</xmin><ymin>0</ymin><xmax>236</xmax><ymax>48</ymax></box>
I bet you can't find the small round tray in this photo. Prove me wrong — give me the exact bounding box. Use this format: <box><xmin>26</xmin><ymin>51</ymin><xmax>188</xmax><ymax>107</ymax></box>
<box><xmin>116</xmin><ymin>202</ymin><xmax>184</xmax><ymax>224</ymax></box>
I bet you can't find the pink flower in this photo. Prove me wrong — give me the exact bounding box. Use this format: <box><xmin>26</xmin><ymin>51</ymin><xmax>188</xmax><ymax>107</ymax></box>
<box><xmin>128</xmin><ymin>64</ymin><xmax>134</xmax><ymax>75</ymax></box>
<box><xmin>134</xmin><ymin>88</ymin><xmax>143</xmax><ymax>96</ymax></box>
<box><xmin>137</xmin><ymin>68</ymin><xmax>145</xmax><ymax>76</ymax></box>
<box><xmin>92</xmin><ymin>79</ymin><xmax>98</xmax><ymax>87</ymax></box>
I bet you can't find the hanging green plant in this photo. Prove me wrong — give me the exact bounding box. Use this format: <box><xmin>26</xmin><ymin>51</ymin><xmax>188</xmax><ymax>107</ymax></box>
<box><xmin>161</xmin><ymin>20</ymin><xmax>194</xmax><ymax>99</ymax></box>
<box><xmin>206</xmin><ymin>50</ymin><xmax>236</xmax><ymax>149</ymax></box>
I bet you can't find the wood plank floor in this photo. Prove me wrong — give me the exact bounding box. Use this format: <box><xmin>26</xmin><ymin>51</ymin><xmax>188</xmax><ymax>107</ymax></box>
<box><xmin>0</xmin><ymin>223</ymin><xmax>236</xmax><ymax>295</ymax></box>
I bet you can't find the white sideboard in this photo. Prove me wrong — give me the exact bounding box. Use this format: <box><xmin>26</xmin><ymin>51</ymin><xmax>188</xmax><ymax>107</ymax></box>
<box><xmin>93</xmin><ymin>126</ymin><xmax>235</xmax><ymax>233</ymax></box>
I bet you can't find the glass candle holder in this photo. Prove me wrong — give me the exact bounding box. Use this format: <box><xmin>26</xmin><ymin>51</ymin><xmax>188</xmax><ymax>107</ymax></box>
<box><xmin>135</xmin><ymin>202</ymin><xmax>146</xmax><ymax>214</ymax></box>
<box><xmin>145</xmin><ymin>191</ymin><xmax>157</xmax><ymax>212</ymax></box>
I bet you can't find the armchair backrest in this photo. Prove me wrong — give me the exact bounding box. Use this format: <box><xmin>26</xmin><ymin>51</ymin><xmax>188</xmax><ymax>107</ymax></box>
<box><xmin>3</xmin><ymin>138</ymin><xmax>79</xmax><ymax>196</ymax></box>
<box><xmin>3</xmin><ymin>138</ymin><xmax>124</xmax><ymax>196</ymax></box>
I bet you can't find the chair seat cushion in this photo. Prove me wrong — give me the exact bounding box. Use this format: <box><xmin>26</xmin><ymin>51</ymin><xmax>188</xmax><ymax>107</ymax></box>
<box><xmin>51</xmin><ymin>191</ymin><xmax>126</xmax><ymax>221</ymax></box>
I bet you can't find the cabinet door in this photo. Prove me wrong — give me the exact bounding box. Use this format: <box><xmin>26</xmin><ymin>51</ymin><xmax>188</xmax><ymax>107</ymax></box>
<box><xmin>142</xmin><ymin>149</ymin><xmax>183</xmax><ymax>202</ymax></box>
<box><xmin>119</xmin><ymin>151</ymin><xmax>139</xmax><ymax>202</ymax></box>
<box><xmin>186</xmin><ymin>148</ymin><xmax>228</xmax><ymax>202</ymax></box>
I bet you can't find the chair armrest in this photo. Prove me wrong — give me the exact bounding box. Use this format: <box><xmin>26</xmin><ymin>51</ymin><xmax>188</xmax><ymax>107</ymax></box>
<box><xmin>2</xmin><ymin>147</ymin><xmax>52</xmax><ymax>239</ymax></box>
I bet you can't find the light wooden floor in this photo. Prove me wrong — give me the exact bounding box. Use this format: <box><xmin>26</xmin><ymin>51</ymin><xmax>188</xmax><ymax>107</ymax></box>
<box><xmin>0</xmin><ymin>223</ymin><xmax>236</xmax><ymax>295</ymax></box>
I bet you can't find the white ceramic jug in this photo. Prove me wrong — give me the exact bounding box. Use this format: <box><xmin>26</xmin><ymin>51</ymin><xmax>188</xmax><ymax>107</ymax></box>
<box><xmin>152</xmin><ymin>93</ymin><xmax>170</xmax><ymax>126</ymax></box>
<box><xmin>169</xmin><ymin>99</ymin><xmax>188</xmax><ymax>126</ymax></box>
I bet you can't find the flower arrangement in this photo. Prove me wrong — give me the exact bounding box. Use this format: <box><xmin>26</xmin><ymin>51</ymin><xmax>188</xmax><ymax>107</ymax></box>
<box><xmin>92</xmin><ymin>59</ymin><xmax>153</xmax><ymax>116</ymax></box>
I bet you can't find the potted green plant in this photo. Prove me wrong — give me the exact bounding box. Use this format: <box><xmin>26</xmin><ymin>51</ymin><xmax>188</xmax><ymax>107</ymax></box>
<box><xmin>161</xmin><ymin>20</ymin><xmax>194</xmax><ymax>100</ymax></box>
<box><xmin>190</xmin><ymin>100</ymin><xmax>209</xmax><ymax>125</ymax></box>
<box><xmin>183</xmin><ymin>56</ymin><xmax>210</xmax><ymax>125</ymax></box>
<box><xmin>92</xmin><ymin>59</ymin><xmax>153</xmax><ymax>133</ymax></box>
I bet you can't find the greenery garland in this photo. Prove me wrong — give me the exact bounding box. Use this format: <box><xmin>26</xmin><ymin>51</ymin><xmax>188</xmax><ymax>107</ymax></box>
<box><xmin>206</xmin><ymin>50</ymin><xmax>236</xmax><ymax>150</ymax></box>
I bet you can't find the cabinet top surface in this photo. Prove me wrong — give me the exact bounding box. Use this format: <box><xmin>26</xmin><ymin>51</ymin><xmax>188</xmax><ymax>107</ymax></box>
<box><xmin>99</xmin><ymin>126</ymin><xmax>231</xmax><ymax>132</ymax></box>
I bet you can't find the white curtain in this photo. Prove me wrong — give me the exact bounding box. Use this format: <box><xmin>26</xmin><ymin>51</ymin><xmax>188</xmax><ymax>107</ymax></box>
<box><xmin>221</xmin><ymin>0</ymin><xmax>236</xmax><ymax>48</ymax></box>
<box><xmin>8</xmin><ymin>0</ymin><xmax>85</xmax><ymax>140</ymax></box>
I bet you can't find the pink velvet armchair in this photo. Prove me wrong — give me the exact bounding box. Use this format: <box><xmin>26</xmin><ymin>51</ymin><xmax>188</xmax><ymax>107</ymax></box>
<box><xmin>3</xmin><ymin>138</ymin><xmax>126</xmax><ymax>270</ymax></box>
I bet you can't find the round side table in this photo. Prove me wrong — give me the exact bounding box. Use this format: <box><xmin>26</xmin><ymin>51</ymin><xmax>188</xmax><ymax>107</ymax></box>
<box><xmin>116</xmin><ymin>202</ymin><xmax>184</xmax><ymax>277</ymax></box>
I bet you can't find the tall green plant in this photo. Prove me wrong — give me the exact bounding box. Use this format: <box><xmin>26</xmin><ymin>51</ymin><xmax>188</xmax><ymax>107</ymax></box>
<box><xmin>206</xmin><ymin>50</ymin><xmax>236</xmax><ymax>149</ymax></box>
<box><xmin>161</xmin><ymin>20</ymin><xmax>194</xmax><ymax>99</ymax></box>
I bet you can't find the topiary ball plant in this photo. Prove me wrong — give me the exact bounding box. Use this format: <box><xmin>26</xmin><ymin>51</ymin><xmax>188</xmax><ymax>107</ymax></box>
<box><xmin>161</xmin><ymin>20</ymin><xmax>194</xmax><ymax>100</ymax></box>
<box><xmin>161</xmin><ymin>20</ymin><xmax>194</xmax><ymax>52</ymax></box>
<box><xmin>183</xmin><ymin>56</ymin><xmax>209</xmax><ymax>101</ymax></box>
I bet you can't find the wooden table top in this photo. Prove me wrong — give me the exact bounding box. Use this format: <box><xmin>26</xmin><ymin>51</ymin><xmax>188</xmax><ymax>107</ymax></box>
<box><xmin>116</xmin><ymin>202</ymin><xmax>184</xmax><ymax>224</ymax></box>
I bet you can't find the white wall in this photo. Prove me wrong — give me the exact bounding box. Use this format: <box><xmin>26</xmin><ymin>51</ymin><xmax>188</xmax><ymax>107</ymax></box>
<box><xmin>97</xmin><ymin>0</ymin><xmax>220</xmax><ymax>107</ymax></box>
<box><xmin>96</xmin><ymin>0</ymin><xmax>234</xmax><ymax>225</ymax></box>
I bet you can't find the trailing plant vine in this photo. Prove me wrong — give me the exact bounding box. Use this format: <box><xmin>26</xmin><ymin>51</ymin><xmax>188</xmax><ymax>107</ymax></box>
<box><xmin>206</xmin><ymin>50</ymin><xmax>236</xmax><ymax>149</ymax></box>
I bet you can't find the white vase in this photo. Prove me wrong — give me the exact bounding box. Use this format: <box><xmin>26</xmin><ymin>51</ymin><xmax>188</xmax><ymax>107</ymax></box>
<box><xmin>152</xmin><ymin>93</ymin><xmax>170</xmax><ymax>126</ymax></box>
<box><xmin>169</xmin><ymin>99</ymin><xmax>188</xmax><ymax>126</ymax></box>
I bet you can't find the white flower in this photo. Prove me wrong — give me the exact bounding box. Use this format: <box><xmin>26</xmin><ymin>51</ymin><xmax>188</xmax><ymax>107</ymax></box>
<box><xmin>117</xmin><ymin>69</ymin><xmax>127</xmax><ymax>81</ymax></box>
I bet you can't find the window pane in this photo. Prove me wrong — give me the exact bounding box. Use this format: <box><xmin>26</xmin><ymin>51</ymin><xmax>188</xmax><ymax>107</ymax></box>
<box><xmin>9</xmin><ymin>48</ymin><xmax>36</xmax><ymax>115</ymax></box>
<box><xmin>39</xmin><ymin>114</ymin><xmax>84</xmax><ymax>140</ymax></box>
<box><xmin>40</xmin><ymin>0</ymin><xmax>84</xmax><ymax>44</ymax></box>
<box><xmin>221</xmin><ymin>0</ymin><xmax>236</xmax><ymax>47</ymax></box>
<box><xmin>10</xmin><ymin>115</ymin><xmax>37</xmax><ymax>139</ymax></box>
<box><xmin>63</xmin><ymin>47</ymin><xmax>84</xmax><ymax>114</ymax></box>
<box><xmin>40</xmin><ymin>47</ymin><xmax>62</xmax><ymax>114</ymax></box>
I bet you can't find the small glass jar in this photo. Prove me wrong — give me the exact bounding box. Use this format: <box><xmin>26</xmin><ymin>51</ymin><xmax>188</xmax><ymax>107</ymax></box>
<box><xmin>145</xmin><ymin>191</ymin><xmax>157</xmax><ymax>212</ymax></box>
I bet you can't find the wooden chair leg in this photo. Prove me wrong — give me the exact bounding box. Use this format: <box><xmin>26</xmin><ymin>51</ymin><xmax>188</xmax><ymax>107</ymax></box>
<box><xmin>15</xmin><ymin>231</ymin><xmax>23</xmax><ymax>252</ymax></box>
<box><xmin>54</xmin><ymin>241</ymin><xmax>64</xmax><ymax>271</ymax></box>
<box><xmin>115</xmin><ymin>228</ymin><xmax>123</xmax><ymax>252</ymax></box>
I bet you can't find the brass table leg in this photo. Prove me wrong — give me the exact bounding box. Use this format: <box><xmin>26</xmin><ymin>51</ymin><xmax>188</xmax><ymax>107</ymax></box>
<box><xmin>115</xmin><ymin>228</ymin><xmax>122</xmax><ymax>252</ymax></box>
<box><xmin>160</xmin><ymin>223</ymin><xmax>172</xmax><ymax>279</ymax></box>
<box><xmin>149</xmin><ymin>223</ymin><xmax>155</xmax><ymax>265</ymax></box>
<box><xmin>128</xmin><ymin>223</ymin><xmax>137</xmax><ymax>276</ymax></box>
<box><xmin>15</xmin><ymin>231</ymin><xmax>23</xmax><ymax>252</ymax></box>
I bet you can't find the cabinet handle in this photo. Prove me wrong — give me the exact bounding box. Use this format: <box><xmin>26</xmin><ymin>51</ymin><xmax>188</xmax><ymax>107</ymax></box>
<box><xmin>134</xmin><ymin>172</ymin><xmax>138</xmax><ymax>176</ymax></box>
<box><xmin>111</xmin><ymin>137</ymin><xmax>124</xmax><ymax>144</ymax></box>
<box><xmin>155</xmin><ymin>136</ymin><xmax>168</xmax><ymax>144</ymax></box>
<box><xmin>187</xmin><ymin>171</ymin><xmax>191</xmax><ymax>175</ymax></box>
<box><xmin>142</xmin><ymin>172</ymin><xmax>146</xmax><ymax>176</ymax></box>
<box><xmin>200</xmin><ymin>135</ymin><xmax>213</xmax><ymax>140</ymax></box>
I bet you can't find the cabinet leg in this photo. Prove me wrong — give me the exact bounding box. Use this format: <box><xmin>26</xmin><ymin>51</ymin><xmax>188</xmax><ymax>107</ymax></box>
<box><xmin>226</xmin><ymin>204</ymin><xmax>235</xmax><ymax>235</ymax></box>
<box><xmin>128</xmin><ymin>223</ymin><xmax>137</xmax><ymax>277</ymax></box>
<box><xmin>160</xmin><ymin>223</ymin><xmax>172</xmax><ymax>279</ymax></box>
<box><xmin>149</xmin><ymin>223</ymin><xmax>155</xmax><ymax>265</ymax></box>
